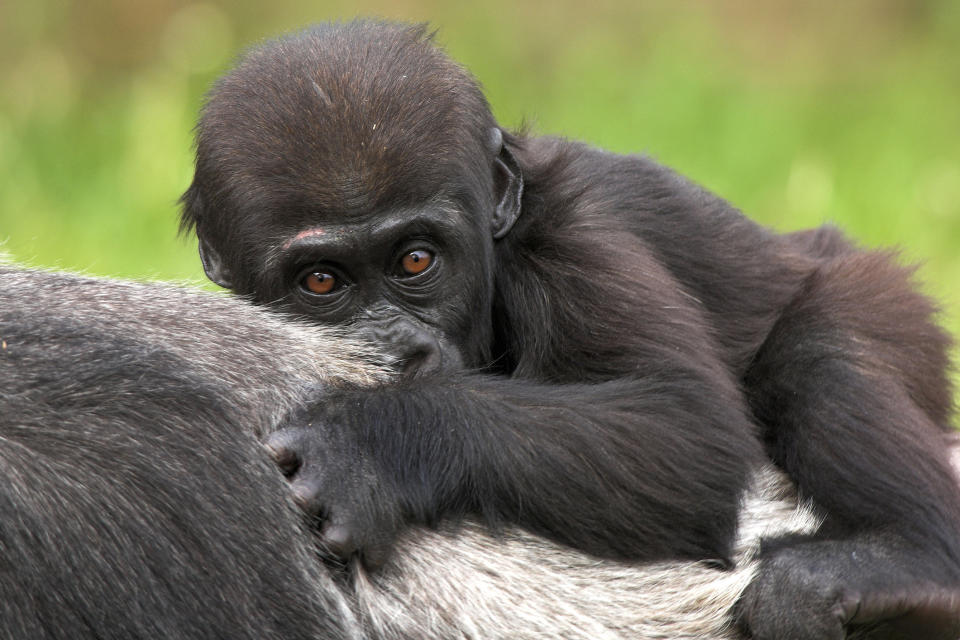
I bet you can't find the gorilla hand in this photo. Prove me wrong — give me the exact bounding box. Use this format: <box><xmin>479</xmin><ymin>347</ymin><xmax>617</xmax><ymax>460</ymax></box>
<box><xmin>265</xmin><ymin>401</ymin><xmax>403</xmax><ymax>571</ymax></box>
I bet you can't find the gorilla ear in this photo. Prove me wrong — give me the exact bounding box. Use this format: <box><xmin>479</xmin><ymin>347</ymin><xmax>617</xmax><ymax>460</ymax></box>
<box><xmin>489</xmin><ymin>128</ymin><xmax>523</xmax><ymax>240</ymax></box>
<box><xmin>198</xmin><ymin>236</ymin><xmax>235</xmax><ymax>290</ymax></box>
<box><xmin>181</xmin><ymin>181</ymin><xmax>235</xmax><ymax>290</ymax></box>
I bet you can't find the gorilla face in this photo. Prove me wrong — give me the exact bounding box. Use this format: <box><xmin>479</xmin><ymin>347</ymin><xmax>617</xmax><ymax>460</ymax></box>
<box><xmin>257</xmin><ymin>197</ymin><xmax>497</xmax><ymax>374</ymax></box>
<box><xmin>181</xmin><ymin>25</ymin><xmax>521</xmax><ymax>373</ymax></box>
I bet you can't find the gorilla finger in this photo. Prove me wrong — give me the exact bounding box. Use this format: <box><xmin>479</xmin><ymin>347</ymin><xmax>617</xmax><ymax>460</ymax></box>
<box><xmin>358</xmin><ymin>540</ymin><xmax>394</xmax><ymax>572</ymax></box>
<box><xmin>289</xmin><ymin>477</ymin><xmax>327</xmax><ymax>520</ymax></box>
<box><xmin>320</xmin><ymin>522</ymin><xmax>358</xmax><ymax>561</ymax></box>
<box><xmin>321</xmin><ymin>519</ymin><xmax>394</xmax><ymax>572</ymax></box>
<box><xmin>263</xmin><ymin>428</ymin><xmax>308</xmax><ymax>477</ymax></box>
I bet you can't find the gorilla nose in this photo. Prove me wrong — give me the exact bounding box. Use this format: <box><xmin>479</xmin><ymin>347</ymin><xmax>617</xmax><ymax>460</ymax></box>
<box><xmin>359</xmin><ymin>315</ymin><xmax>463</xmax><ymax>377</ymax></box>
<box><xmin>398</xmin><ymin>332</ymin><xmax>446</xmax><ymax>377</ymax></box>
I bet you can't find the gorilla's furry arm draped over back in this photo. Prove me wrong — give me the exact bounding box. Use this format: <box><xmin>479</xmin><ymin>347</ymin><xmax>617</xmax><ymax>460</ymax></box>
<box><xmin>0</xmin><ymin>265</ymin><xmax>837</xmax><ymax>640</ymax></box>
<box><xmin>180</xmin><ymin>21</ymin><xmax>960</xmax><ymax>639</ymax></box>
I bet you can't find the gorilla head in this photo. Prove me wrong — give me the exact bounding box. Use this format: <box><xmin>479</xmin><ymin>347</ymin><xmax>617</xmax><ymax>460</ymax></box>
<box><xmin>182</xmin><ymin>22</ymin><xmax>522</xmax><ymax>373</ymax></box>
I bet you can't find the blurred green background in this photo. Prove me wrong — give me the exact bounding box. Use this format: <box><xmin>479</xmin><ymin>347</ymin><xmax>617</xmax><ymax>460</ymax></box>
<box><xmin>1</xmin><ymin>0</ymin><xmax>958</xmax><ymax>395</ymax></box>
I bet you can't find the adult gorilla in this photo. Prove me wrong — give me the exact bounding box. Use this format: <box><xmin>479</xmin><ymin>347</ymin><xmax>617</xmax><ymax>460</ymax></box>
<box><xmin>180</xmin><ymin>20</ymin><xmax>960</xmax><ymax>639</ymax></box>
<box><xmin>1</xmin><ymin>265</ymin><xmax>829</xmax><ymax>640</ymax></box>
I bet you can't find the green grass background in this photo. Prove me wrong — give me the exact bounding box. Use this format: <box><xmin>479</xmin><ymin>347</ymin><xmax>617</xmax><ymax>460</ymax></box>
<box><xmin>1</xmin><ymin>0</ymin><xmax>958</xmax><ymax>406</ymax></box>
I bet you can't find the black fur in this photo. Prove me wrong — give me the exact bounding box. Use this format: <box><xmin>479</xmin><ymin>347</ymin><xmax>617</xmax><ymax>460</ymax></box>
<box><xmin>181</xmin><ymin>21</ymin><xmax>960</xmax><ymax>638</ymax></box>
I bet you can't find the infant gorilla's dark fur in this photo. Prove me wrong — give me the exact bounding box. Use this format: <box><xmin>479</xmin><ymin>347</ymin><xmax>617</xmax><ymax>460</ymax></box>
<box><xmin>181</xmin><ymin>20</ymin><xmax>960</xmax><ymax>639</ymax></box>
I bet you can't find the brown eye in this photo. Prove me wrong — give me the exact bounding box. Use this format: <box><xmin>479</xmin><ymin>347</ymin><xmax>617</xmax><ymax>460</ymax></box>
<box><xmin>400</xmin><ymin>249</ymin><xmax>433</xmax><ymax>276</ymax></box>
<box><xmin>302</xmin><ymin>271</ymin><xmax>336</xmax><ymax>294</ymax></box>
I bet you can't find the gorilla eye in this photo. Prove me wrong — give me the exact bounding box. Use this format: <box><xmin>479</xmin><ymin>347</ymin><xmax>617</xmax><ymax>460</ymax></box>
<box><xmin>301</xmin><ymin>271</ymin><xmax>337</xmax><ymax>295</ymax></box>
<box><xmin>400</xmin><ymin>250</ymin><xmax>433</xmax><ymax>276</ymax></box>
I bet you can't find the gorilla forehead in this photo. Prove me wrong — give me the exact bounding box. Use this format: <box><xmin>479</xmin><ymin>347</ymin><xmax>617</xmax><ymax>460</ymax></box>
<box><xmin>196</xmin><ymin>21</ymin><xmax>496</xmax><ymax>218</ymax></box>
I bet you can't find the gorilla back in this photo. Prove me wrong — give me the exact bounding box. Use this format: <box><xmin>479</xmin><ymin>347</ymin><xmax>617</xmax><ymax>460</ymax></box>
<box><xmin>0</xmin><ymin>265</ymin><xmax>828</xmax><ymax>640</ymax></box>
<box><xmin>0</xmin><ymin>265</ymin><xmax>382</xmax><ymax>639</ymax></box>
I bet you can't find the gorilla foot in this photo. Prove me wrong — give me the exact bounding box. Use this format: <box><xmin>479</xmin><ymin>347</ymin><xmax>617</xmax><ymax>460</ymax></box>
<box><xmin>737</xmin><ymin>537</ymin><xmax>960</xmax><ymax>640</ymax></box>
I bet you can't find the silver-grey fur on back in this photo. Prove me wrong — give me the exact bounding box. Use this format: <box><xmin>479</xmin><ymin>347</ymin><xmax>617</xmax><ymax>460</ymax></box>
<box><xmin>358</xmin><ymin>465</ymin><xmax>819</xmax><ymax>640</ymax></box>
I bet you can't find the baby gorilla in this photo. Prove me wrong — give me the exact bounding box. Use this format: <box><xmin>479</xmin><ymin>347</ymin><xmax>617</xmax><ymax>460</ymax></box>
<box><xmin>0</xmin><ymin>264</ymin><xmax>865</xmax><ymax>640</ymax></box>
<box><xmin>181</xmin><ymin>20</ymin><xmax>960</xmax><ymax>639</ymax></box>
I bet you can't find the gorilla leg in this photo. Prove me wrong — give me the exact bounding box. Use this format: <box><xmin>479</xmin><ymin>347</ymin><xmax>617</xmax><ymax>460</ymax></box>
<box><xmin>741</xmin><ymin>252</ymin><xmax>960</xmax><ymax>639</ymax></box>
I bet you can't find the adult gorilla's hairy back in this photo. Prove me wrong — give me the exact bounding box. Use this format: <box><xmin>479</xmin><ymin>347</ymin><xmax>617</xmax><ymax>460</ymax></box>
<box><xmin>0</xmin><ymin>265</ymin><xmax>382</xmax><ymax>639</ymax></box>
